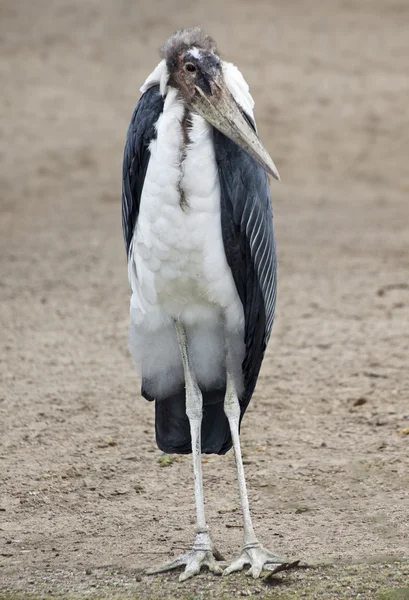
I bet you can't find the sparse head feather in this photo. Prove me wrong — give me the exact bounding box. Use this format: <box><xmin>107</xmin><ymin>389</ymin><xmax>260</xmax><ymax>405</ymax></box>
<box><xmin>161</xmin><ymin>27</ymin><xmax>218</xmax><ymax>71</ymax></box>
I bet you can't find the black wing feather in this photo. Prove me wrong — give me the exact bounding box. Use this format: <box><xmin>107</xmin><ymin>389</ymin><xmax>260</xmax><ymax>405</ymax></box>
<box><xmin>122</xmin><ymin>85</ymin><xmax>164</xmax><ymax>256</ymax></box>
<box><xmin>214</xmin><ymin>129</ymin><xmax>277</xmax><ymax>415</ymax></box>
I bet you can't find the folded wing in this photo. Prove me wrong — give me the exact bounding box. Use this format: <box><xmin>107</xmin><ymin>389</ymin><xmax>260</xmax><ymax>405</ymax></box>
<box><xmin>214</xmin><ymin>128</ymin><xmax>277</xmax><ymax>415</ymax></box>
<box><xmin>122</xmin><ymin>85</ymin><xmax>164</xmax><ymax>256</ymax></box>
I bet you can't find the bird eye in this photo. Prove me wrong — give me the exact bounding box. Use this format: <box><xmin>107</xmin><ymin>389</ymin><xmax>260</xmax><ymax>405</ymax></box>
<box><xmin>184</xmin><ymin>63</ymin><xmax>197</xmax><ymax>73</ymax></box>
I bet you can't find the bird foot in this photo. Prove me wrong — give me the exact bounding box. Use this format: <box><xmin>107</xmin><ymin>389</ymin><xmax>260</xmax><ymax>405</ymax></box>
<box><xmin>146</xmin><ymin>530</ymin><xmax>223</xmax><ymax>582</ymax></box>
<box><xmin>224</xmin><ymin>541</ymin><xmax>295</xmax><ymax>579</ymax></box>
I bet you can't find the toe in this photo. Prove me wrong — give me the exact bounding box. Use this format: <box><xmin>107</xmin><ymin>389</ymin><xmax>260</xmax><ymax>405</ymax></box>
<box><xmin>265</xmin><ymin>550</ymin><xmax>288</xmax><ymax>564</ymax></box>
<box><xmin>247</xmin><ymin>559</ymin><xmax>263</xmax><ymax>579</ymax></box>
<box><xmin>208</xmin><ymin>561</ymin><xmax>223</xmax><ymax>576</ymax></box>
<box><xmin>146</xmin><ymin>556</ymin><xmax>185</xmax><ymax>575</ymax></box>
<box><xmin>224</xmin><ymin>556</ymin><xmax>247</xmax><ymax>576</ymax></box>
<box><xmin>179</xmin><ymin>563</ymin><xmax>200</xmax><ymax>582</ymax></box>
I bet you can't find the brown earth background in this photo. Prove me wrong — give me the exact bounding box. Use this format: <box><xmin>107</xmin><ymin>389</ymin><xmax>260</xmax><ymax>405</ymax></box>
<box><xmin>1</xmin><ymin>1</ymin><xmax>409</xmax><ymax>599</ymax></box>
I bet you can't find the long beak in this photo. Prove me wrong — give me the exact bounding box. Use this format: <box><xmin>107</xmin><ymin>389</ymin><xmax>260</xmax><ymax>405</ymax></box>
<box><xmin>189</xmin><ymin>79</ymin><xmax>280</xmax><ymax>181</ymax></box>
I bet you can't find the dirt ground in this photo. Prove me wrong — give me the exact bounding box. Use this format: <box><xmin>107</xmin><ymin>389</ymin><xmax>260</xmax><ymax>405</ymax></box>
<box><xmin>1</xmin><ymin>0</ymin><xmax>409</xmax><ymax>598</ymax></box>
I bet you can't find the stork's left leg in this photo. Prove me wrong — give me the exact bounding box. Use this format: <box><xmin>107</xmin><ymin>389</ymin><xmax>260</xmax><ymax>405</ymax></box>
<box><xmin>146</xmin><ymin>320</ymin><xmax>222</xmax><ymax>581</ymax></box>
<box><xmin>223</xmin><ymin>373</ymin><xmax>291</xmax><ymax>578</ymax></box>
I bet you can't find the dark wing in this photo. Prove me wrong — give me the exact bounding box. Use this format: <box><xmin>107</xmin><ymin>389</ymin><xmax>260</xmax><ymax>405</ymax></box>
<box><xmin>122</xmin><ymin>85</ymin><xmax>164</xmax><ymax>256</ymax></box>
<box><xmin>213</xmin><ymin>128</ymin><xmax>277</xmax><ymax>415</ymax></box>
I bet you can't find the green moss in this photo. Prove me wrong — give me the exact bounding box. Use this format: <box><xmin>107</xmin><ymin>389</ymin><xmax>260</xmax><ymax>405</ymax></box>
<box><xmin>158</xmin><ymin>453</ymin><xmax>175</xmax><ymax>467</ymax></box>
<box><xmin>377</xmin><ymin>588</ymin><xmax>409</xmax><ymax>600</ymax></box>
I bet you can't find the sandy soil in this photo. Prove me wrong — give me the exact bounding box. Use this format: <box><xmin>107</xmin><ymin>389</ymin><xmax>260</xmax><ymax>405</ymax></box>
<box><xmin>1</xmin><ymin>0</ymin><xmax>409</xmax><ymax>598</ymax></box>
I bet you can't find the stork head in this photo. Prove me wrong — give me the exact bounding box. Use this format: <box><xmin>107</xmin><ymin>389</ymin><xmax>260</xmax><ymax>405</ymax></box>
<box><xmin>161</xmin><ymin>28</ymin><xmax>279</xmax><ymax>180</ymax></box>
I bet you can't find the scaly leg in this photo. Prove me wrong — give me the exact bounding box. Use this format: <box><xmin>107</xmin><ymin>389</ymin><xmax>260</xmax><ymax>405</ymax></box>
<box><xmin>146</xmin><ymin>320</ymin><xmax>222</xmax><ymax>581</ymax></box>
<box><xmin>223</xmin><ymin>372</ymin><xmax>290</xmax><ymax>578</ymax></box>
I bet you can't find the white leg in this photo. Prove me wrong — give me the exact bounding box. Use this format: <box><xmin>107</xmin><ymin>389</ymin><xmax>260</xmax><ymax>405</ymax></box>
<box><xmin>224</xmin><ymin>372</ymin><xmax>289</xmax><ymax>578</ymax></box>
<box><xmin>174</xmin><ymin>320</ymin><xmax>207</xmax><ymax>534</ymax></box>
<box><xmin>223</xmin><ymin>373</ymin><xmax>257</xmax><ymax>546</ymax></box>
<box><xmin>146</xmin><ymin>320</ymin><xmax>222</xmax><ymax>581</ymax></box>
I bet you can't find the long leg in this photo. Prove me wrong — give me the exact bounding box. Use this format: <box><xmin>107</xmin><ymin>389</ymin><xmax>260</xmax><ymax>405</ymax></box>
<box><xmin>174</xmin><ymin>320</ymin><xmax>207</xmax><ymax>534</ymax></box>
<box><xmin>146</xmin><ymin>320</ymin><xmax>222</xmax><ymax>581</ymax></box>
<box><xmin>223</xmin><ymin>372</ymin><xmax>290</xmax><ymax>578</ymax></box>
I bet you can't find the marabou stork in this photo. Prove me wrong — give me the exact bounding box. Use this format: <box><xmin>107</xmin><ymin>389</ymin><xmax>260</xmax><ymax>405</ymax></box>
<box><xmin>122</xmin><ymin>28</ymin><xmax>291</xmax><ymax>580</ymax></box>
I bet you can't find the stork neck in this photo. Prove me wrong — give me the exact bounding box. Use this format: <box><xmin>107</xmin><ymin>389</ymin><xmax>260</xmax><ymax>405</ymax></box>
<box><xmin>177</xmin><ymin>107</ymin><xmax>192</xmax><ymax>213</ymax></box>
<box><xmin>181</xmin><ymin>107</ymin><xmax>192</xmax><ymax>147</ymax></box>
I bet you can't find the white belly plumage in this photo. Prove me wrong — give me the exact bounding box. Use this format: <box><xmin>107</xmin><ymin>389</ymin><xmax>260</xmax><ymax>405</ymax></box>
<box><xmin>128</xmin><ymin>88</ymin><xmax>245</xmax><ymax>399</ymax></box>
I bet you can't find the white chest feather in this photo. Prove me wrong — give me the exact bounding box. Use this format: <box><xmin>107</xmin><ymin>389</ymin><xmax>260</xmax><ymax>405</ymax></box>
<box><xmin>129</xmin><ymin>88</ymin><xmax>243</xmax><ymax>332</ymax></box>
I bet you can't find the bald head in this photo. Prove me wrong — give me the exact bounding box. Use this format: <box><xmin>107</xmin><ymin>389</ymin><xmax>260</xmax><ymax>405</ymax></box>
<box><xmin>161</xmin><ymin>28</ymin><xmax>219</xmax><ymax>73</ymax></box>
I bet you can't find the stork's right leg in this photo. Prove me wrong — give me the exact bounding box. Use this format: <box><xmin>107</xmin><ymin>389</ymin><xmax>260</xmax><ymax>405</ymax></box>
<box><xmin>146</xmin><ymin>320</ymin><xmax>222</xmax><ymax>581</ymax></box>
<box><xmin>223</xmin><ymin>372</ymin><xmax>292</xmax><ymax>578</ymax></box>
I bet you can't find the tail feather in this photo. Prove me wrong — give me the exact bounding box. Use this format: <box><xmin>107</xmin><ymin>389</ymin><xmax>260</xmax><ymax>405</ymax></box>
<box><xmin>154</xmin><ymin>387</ymin><xmax>232</xmax><ymax>455</ymax></box>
